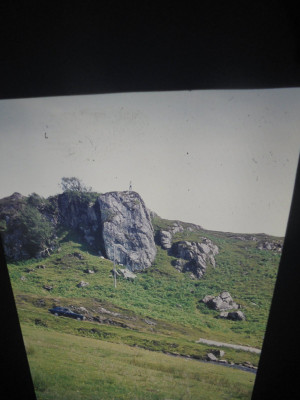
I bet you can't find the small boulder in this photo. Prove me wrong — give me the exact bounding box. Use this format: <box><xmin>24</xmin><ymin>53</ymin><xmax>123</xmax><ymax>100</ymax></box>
<box><xmin>43</xmin><ymin>285</ymin><xmax>53</xmax><ymax>291</ymax></box>
<box><xmin>227</xmin><ymin>311</ymin><xmax>246</xmax><ymax>321</ymax></box>
<box><xmin>73</xmin><ymin>252</ymin><xmax>84</xmax><ymax>260</ymax></box>
<box><xmin>84</xmin><ymin>269</ymin><xmax>95</xmax><ymax>274</ymax></box>
<box><xmin>77</xmin><ymin>281</ymin><xmax>89</xmax><ymax>288</ymax></box>
<box><xmin>144</xmin><ymin>319</ymin><xmax>157</xmax><ymax>326</ymax></box>
<box><xmin>202</xmin><ymin>291</ymin><xmax>240</xmax><ymax>311</ymax></box>
<box><xmin>117</xmin><ymin>268</ymin><xmax>137</xmax><ymax>280</ymax></box>
<box><xmin>206</xmin><ymin>353</ymin><xmax>218</xmax><ymax>362</ymax></box>
<box><xmin>211</xmin><ymin>349</ymin><xmax>225</xmax><ymax>358</ymax></box>
<box><xmin>218</xmin><ymin>310</ymin><xmax>246</xmax><ymax>321</ymax></box>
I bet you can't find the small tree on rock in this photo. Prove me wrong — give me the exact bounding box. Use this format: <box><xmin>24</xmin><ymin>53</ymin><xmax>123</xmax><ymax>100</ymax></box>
<box><xmin>60</xmin><ymin>177</ymin><xmax>91</xmax><ymax>193</ymax></box>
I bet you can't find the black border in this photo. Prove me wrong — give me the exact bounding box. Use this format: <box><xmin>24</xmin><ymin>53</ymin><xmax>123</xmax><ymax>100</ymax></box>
<box><xmin>1</xmin><ymin>3</ymin><xmax>300</xmax><ymax>399</ymax></box>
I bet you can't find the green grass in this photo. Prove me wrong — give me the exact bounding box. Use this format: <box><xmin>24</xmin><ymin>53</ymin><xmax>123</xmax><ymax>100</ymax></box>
<box><xmin>23</xmin><ymin>324</ymin><xmax>255</xmax><ymax>400</ymax></box>
<box><xmin>9</xmin><ymin>222</ymin><xmax>280</xmax><ymax>348</ymax></box>
<box><xmin>7</xmin><ymin>217</ymin><xmax>282</xmax><ymax>398</ymax></box>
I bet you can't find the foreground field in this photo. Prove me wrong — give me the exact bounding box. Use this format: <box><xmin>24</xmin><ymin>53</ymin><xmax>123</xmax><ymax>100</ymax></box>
<box><xmin>22</xmin><ymin>323</ymin><xmax>255</xmax><ymax>400</ymax></box>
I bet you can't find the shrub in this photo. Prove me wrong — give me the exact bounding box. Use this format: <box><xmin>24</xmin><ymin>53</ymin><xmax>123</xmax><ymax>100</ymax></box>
<box><xmin>18</xmin><ymin>205</ymin><xmax>54</xmax><ymax>256</ymax></box>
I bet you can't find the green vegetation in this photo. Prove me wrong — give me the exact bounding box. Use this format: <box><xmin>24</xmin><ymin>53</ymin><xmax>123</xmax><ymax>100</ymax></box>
<box><xmin>17</xmin><ymin>204</ymin><xmax>55</xmax><ymax>256</ymax></box>
<box><xmin>7</xmin><ymin>215</ymin><xmax>282</xmax><ymax>399</ymax></box>
<box><xmin>60</xmin><ymin>176</ymin><xmax>92</xmax><ymax>193</ymax></box>
<box><xmin>23</xmin><ymin>324</ymin><xmax>255</xmax><ymax>400</ymax></box>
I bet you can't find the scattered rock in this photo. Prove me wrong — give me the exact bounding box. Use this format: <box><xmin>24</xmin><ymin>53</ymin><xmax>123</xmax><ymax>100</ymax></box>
<box><xmin>170</xmin><ymin>239</ymin><xmax>219</xmax><ymax>278</ymax></box>
<box><xmin>77</xmin><ymin>306</ymin><xmax>88</xmax><ymax>313</ymax></box>
<box><xmin>43</xmin><ymin>285</ymin><xmax>53</xmax><ymax>291</ymax></box>
<box><xmin>240</xmin><ymin>361</ymin><xmax>257</xmax><ymax>370</ymax></box>
<box><xmin>227</xmin><ymin>311</ymin><xmax>246</xmax><ymax>321</ymax></box>
<box><xmin>144</xmin><ymin>319</ymin><xmax>157</xmax><ymax>326</ymax></box>
<box><xmin>98</xmin><ymin>307</ymin><xmax>121</xmax><ymax>317</ymax></box>
<box><xmin>257</xmin><ymin>240</ymin><xmax>282</xmax><ymax>253</ymax></box>
<box><xmin>77</xmin><ymin>281</ymin><xmax>89</xmax><ymax>288</ymax></box>
<box><xmin>20</xmin><ymin>276</ymin><xmax>26</xmax><ymax>281</ymax></box>
<box><xmin>206</xmin><ymin>353</ymin><xmax>218</xmax><ymax>362</ymax></box>
<box><xmin>84</xmin><ymin>269</ymin><xmax>95</xmax><ymax>274</ymax></box>
<box><xmin>117</xmin><ymin>268</ymin><xmax>137</xmax><ymax>280</ymax></box>
<box><xmin>218</xmin><ymin>310</ymin><xmax>246</xmax><ymax>321</ymax></box>
<box><xmin>211</xmin><ymin>349</ymin><xmax>225</xmax><ymax>358</ymax></box>
<box><xmin>73</xmin><ymin>252</ymin><xmax>85</xmax><ymax>260</ymax></box>
<box><xmin>202</xmin><ymin>291</ymin><xmax>240</xmax><ymax>311</ymax></box>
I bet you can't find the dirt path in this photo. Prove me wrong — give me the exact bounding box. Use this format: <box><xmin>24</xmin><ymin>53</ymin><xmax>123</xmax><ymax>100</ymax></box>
<box><xmin>196</xmin><ymin>338</ymin><xmax>261</xmax><ymax>354</ymax></box>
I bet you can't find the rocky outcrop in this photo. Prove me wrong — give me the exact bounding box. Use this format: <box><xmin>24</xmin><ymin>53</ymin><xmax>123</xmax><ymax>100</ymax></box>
<box><xmin>1</xmin><ymin>190</ymin><xmax>157</xmax><ymax>269</ymax></box>
<box><xmin>57</xmin><ymin>192</ymin><xmax>101</xmax><ymax>248</ymax></box>
<box><xmin>170</xmin><ymin>239</ymin><xmax>219</xmax><ymax>278</ymax></box>
<box><xmin>257</xmin><ymin>240</ymin><xmax>282</xmax><ymax>253</ymax></box>
<box><xmin>158</xmin><ymin>230</ymin><xmax>173</xmax><ymax>249</ymax></box>
<box><xmin>202</xmin><ymin>291</ymin><xmax>240</xmax><ymax>311</ymax></box>
<box><xmin>98</xmin><ymin>191</ymin><xmax>156</xmax><ymax>271</ymax></box>
<box><xmin>157</xmin><ymin>222</ymin><xmax>184</xmax><ymax>249</ymax></box>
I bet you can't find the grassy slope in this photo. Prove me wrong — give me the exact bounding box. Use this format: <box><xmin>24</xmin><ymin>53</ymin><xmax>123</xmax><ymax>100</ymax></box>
<box><xmin>7</xmin><ymin>217</ymin><xmax>282</xmax><ymax>399</ymax></box>
<box><xmin>23</xmin><ymin>324</ymin><xmax>255</xmax><ymax>400</ymax></box>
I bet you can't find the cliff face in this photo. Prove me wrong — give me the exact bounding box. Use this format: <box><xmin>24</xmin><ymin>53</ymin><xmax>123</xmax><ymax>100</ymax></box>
<box><xmin>57</xmin><ymin>192</ymin><xmax>102</xmax><ymax>250</ymax></box>
<box><xmin>0</xmin><ymin>190</ymin><xmax>157</xmax><ymax>272</ymax></box>
<box><xmin>97</xmin><ymin>191</ymin><xmax>157</xmax><ymax>271</ymax></box>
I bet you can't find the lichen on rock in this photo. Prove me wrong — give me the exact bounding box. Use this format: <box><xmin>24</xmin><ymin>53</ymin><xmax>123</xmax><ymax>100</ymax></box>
<box><xmin>170</xmin><ymin>238</ymin><xmax>219</xmax><ymax>278</ymax></box>
<box><xmin>98</xmin><ymin>191</ymin><xmax>157</xmax><ymax>271</ymax></box>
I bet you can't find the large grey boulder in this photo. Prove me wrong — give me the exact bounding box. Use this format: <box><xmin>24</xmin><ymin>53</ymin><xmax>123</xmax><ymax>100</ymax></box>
<box><xmin>98</xmin><ymin>191</ymin><xmax>156</xmax><ymax>271</ymax></box>
<box><xmin>202</xmin><ymin>291</ymin><xmax>240</xmax><ymax>311</ymax></box>
<box><xmin>170</xmin><ymin>239</ymin><xmax>219</xmax><ymax>278</ymax></box>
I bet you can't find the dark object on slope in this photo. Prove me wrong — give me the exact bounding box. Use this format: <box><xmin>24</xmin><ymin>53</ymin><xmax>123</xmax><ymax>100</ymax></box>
<box><xmin>49</xmin><ymin>306</ymin><xmax>86</xmax><ymax>321</ymax></box>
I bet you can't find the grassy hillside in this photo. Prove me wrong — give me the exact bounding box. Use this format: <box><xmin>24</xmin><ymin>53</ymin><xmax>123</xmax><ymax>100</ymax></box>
<box><xmin>6</xmin><ymin>216</ymin><xmax>282</xmax><ymax>399</ymax></box>
<box><xmin>23</xmin><ymin>324</ymin><xmax>255</xmax><ymax>400</ymax></box>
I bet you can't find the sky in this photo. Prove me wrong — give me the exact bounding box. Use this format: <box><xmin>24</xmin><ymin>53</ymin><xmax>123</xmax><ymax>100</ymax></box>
<box><xmin>0</xmin><ymin>89</ymin><xmax>299</xmax><ymax>237</ymax></box>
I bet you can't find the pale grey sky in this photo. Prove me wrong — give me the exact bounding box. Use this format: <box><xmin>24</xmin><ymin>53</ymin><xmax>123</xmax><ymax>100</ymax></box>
<box><xmin>0</xmin><ymin>89</ymin><xmax>299</xmax><ymax>237</ymax></box>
